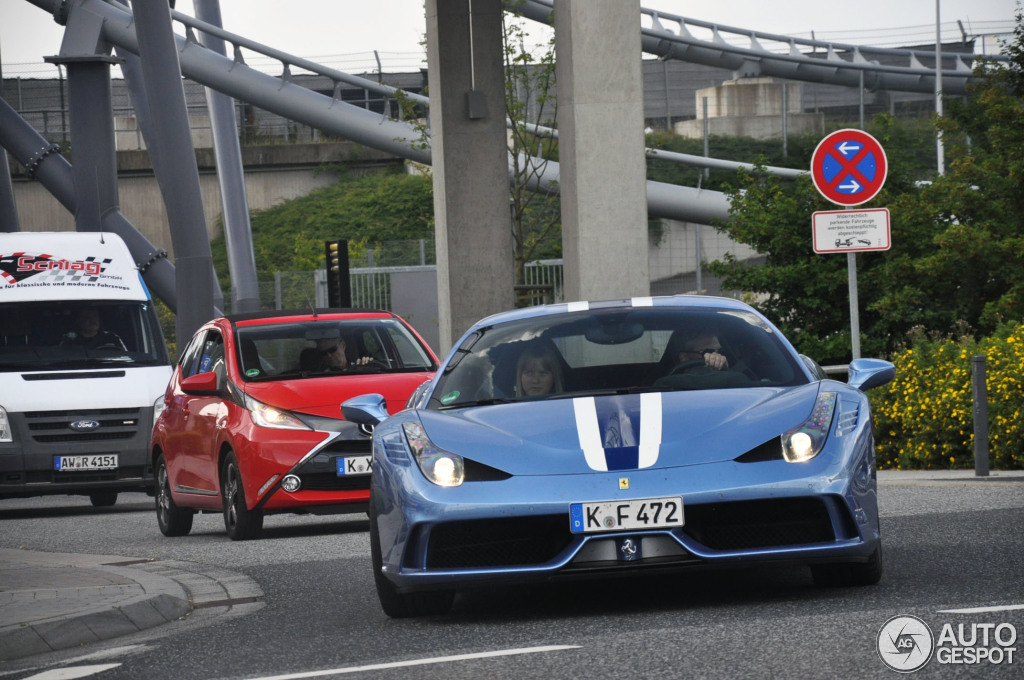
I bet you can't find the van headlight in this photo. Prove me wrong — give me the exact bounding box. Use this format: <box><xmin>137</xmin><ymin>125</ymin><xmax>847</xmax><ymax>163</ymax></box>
<box><xmin>153</xmin><ymin>396</ymin><xmax>166</xmax><ymax>424</ymax></box>
<box><xmin>402</xmin><ymin>421</ymin><xmax>464</xmax><ymax>486</ymax></box>
<box><xmin>0</xmin><ymin>406</ymin><xmax>11</xmax><ymax>443</ymax></box>
<box><xmin>782</xmin><ymin>392</ymin><xmax>836</xmax><ymax>463</ymax></box>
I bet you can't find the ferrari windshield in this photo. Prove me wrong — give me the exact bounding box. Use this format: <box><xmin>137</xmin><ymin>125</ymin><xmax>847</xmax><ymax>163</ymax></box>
<box><xmin>429</xmin><ymin>306</ymin><xmax>808</xmax><ymax>409</ymax></box>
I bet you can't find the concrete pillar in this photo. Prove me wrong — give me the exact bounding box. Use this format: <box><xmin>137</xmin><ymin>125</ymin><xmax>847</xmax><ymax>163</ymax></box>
<box><xmin>426</xmin><ymin>0</ymin><xmax>514</xmax><ymax>354</ymax></box>
<box><xmin>555</xmin><ymin>0</ymin><xmax>649</xmax><ymax>301</ymax></box>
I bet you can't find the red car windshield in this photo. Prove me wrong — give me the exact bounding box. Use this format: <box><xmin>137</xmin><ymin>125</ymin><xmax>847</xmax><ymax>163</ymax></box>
<box><xmin>235</xmin><ymin>318</ymin><xmax>436</xmax><ymax>381</ymax></box>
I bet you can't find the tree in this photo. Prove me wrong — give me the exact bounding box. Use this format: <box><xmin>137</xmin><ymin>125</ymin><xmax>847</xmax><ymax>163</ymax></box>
<box><xmin>874</xmin><ymin>6</ymin><xmax>1024</xmax><ymax>337</ymax></box>
<box><xmin>708</xmin><ymin>8</ymin><xmax>1024</xmax><ymax>363</ymax></box>
<box><xmin>503</xmin><ymin>3</ymin><xmax>562</xmax><ymax>306</ymax></box>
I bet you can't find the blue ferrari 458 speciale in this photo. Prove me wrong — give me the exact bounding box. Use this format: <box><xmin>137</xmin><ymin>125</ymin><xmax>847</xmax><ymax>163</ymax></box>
<box><xmin>343</xmin><ymin>295</ymin><xmax>895</xmax><ymax>617</ymax></box>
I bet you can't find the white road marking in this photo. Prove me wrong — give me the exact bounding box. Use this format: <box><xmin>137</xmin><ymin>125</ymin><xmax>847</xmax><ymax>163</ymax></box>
<box><xmin>244</xmin><ymin>645</ymin><xmax>581</xmax><ymax>680</ymax></box>
<box><xmin>19</xmin><ymin>665</ymin><xmax>121</xmax><ymax>680</ymax></box>
<box><xmin>937</xmin><ymin>604</ymin><xmax>1024</xmax><ymax>614</ymax></box>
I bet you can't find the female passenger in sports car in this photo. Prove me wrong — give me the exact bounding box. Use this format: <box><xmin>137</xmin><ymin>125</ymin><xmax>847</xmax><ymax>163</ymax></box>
<box><xmin>515</xmin><ymin>344</ymin><xmax>565</xmax><ymax>397</ymax></box>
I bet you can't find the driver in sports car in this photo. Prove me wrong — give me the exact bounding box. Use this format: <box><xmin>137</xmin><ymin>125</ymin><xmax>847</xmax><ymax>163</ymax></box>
<box><xmin>651</xmin><ymin>327</ymin><xmax>758</xmax><ymax>389</ymax></box>
<box><xmin>673</xmin><ymin>330</ymin><xmax>729</xmax><ymax>372</ymax></box>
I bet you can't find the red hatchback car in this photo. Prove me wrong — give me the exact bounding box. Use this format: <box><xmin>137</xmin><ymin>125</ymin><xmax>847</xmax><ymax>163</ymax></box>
<box><xmin>151</xmin><ymin>309</ymin><xmax>438</xmax><ymax>540</ymax></box>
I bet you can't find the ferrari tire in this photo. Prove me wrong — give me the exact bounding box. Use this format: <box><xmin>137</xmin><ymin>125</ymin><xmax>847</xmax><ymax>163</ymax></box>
<box><xmin>89</xmin><ymin>490</ymin><xmax>118</xmax><ymax>507</ymax></box>
<box><xmin>370</xmin><ymin>504</ymin><xmax>453</xmax><ymax>617</ymax></box>
<box><xmin>221</xmin><ymin>451</ymin><xmax>263</xmax><ymax>540</ymax></box>
<box><xmin>155</xmin><ymin>453</ymin><xmax>194</xmax><ymax>537</ymax></box>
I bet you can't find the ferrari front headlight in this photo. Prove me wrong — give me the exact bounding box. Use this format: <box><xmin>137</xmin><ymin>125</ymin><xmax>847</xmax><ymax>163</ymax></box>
<box><xmin>782</xmin><ymin>392</ymin><xmax>836</xmax><ymax>463</ymax></box>
<box><xmin>402</xmin><ymin>421</ymin><xmax>464</xmax><ymax>487</ymax></box>
<box><xmin>243</xmin><ymin>393</ymin><xmax>311</xmax><ymax>431</ymax></box>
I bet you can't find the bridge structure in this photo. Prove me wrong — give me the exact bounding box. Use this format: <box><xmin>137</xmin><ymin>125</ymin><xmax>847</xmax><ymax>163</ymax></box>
<box><xmin>0</xmin><ymin>0</ymin><xmax>1008</xmax><ymax>351</ymax></box>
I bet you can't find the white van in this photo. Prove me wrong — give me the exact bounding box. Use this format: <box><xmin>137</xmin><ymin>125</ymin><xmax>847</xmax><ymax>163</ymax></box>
<box><xmin>0</xmin><ymin>232</ymin><xmax>173</xmax><ymax>506</ymax></box>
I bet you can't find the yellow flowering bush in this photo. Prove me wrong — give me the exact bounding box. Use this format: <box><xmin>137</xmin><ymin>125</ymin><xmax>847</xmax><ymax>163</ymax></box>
<box><xmin>871</xmin><ymin>324</ymin><xmax>1024</xmax><ymax>469</ymax></box>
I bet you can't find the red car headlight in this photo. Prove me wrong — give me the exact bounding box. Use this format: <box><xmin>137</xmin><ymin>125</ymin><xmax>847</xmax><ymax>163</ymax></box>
<box><xmin>243</xmin><ymin>393</ymin><xmax>311</xmax><ymax>431</ymax></box>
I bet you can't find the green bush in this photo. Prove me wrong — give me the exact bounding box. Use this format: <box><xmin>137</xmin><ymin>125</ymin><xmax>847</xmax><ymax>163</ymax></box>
<box><xmin>871</xmin><ymin>323</ymin><xmax>1024</xmax><ymax>470</ymax></box>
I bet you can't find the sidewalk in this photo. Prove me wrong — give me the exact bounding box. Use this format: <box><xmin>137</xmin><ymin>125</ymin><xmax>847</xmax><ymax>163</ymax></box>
<box><xmin>1</xmin><ymin>469</ymin><xmax>1021</xmax><ymax>662</ymax></box>
<box><xmin>0</xmin><ymin>549</ymin><xmax>262</xmax><ymax>662</ymax></box>
<box><xmin>877</xmin><ymin>468</ymin><xmax>1024</xmax><ymax>485</ymax></box>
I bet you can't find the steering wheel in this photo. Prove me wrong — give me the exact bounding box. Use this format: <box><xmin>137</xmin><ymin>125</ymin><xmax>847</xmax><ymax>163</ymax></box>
<box><xmin>668</xmin><ymin>359</ymin><xmax>707</xmax><ymax>375</ymax></box>
<box><xmin>350</xmin><ymin>359</ymin><xmax>389</xmax><ymax>373</ymax></box>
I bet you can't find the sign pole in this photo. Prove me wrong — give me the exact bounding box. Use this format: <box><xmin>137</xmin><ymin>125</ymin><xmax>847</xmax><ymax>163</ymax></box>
<box><xmin>847</xmin><ymin>251</ymin><xmax>860</xmax><ymax>359</ymax></box>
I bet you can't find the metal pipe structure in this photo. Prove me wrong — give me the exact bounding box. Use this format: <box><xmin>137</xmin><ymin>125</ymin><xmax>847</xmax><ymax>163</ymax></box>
<box><xmin>50</xmin><ymin>57</ymin><xmax>121</xmax><ymax>234</ymax></box>
<box><xmin>521</xmin><ymin>0</ymin><xmax>996</xmax><ymax>95</ymax></box>
<box><xmin>0</xmin><ymin>45</ymin><xmax>19</xmax><ymax>232</ymax></box>
<box><xmin>42</xmin><ymin>0</ymin><xmax>730</xmax><ymax>224</ymax></box>
<box><xmin>0</xmin><ymin>95</ymin><xmax>178</xmax><ymax>308</ymax></box>
<box><xmin>193</xmin><ymin>0</ymin><xmax>261</xmax><ymax>314</ymax></box>
<box><xmin>129</xmin><ymin>0</ymin><xmax>216</xmax><ymax>344</ymax></box>
<box><xmin>13</xmin><ymin>0</ymin><xmax>999</xmax><ymax>228</ymax></box>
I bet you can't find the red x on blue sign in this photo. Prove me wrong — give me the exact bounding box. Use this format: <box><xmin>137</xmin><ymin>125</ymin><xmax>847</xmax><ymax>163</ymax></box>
<box><xmin>810</xmin><ymin>129</ymin><xmax>888</xmax><ymax>206</ymax></box>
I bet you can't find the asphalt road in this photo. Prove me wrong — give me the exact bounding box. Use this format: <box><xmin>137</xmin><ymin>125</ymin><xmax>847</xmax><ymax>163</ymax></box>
<box><xmin>1</xmin><ymin>475</ymin><xmax>1022</xmax><ymax>680</ymax></box>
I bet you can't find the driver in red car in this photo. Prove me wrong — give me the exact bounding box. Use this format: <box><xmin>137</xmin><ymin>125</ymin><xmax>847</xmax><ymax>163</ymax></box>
<box><xmin>312</xmin><ymin>337</ymin><xmax>374</xmax><ymax>371</ymax></box>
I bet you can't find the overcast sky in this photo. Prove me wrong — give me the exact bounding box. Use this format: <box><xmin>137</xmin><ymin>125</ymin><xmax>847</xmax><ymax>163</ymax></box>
<box><xmin>1</xmin><ymin>0</ymin><xmax>1017</xmax><ymax>78</ymax></box>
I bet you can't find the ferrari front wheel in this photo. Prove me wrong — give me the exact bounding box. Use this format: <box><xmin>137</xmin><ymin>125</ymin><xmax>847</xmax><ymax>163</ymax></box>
<box><xmin>812</xmin><ymin>542</ymin><xmax>883</xmax><ymax>587</ymax></box>
<box><xmin>370</xmin><ymin>505</ymin><xmax>453</xmax><ymax>617</ymax></box>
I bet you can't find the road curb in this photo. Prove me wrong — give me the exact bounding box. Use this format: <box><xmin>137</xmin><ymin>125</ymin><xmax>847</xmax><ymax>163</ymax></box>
<box><xmin>0</xmin><ymin>566</ymin><xmax>192</xmax><ymax>661</ymax></box>
<box><xmin>0</xmin><ymin>550</ymin><xmax>264</xmax><ymax>662</ymax></box>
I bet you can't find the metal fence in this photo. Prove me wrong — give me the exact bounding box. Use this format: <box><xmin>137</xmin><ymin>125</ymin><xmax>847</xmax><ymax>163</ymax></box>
<box><xmin>245</xmin><ymin>231</ymin><xmax>767</xmax><ymax>315</ymax></box>
<box><xmin>249</xmin><ymin>254</ymin><xmax>565</xmax><ymax>314</ymax></box>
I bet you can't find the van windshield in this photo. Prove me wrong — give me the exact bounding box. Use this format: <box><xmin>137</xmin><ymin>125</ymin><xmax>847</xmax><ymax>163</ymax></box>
<box><xmin>0</xmin><ymin>300</ymin><xmax>170</xmax><ymax>371</ymax></box>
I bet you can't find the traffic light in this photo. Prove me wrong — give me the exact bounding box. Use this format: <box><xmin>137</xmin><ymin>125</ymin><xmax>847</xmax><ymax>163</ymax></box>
<box><xmin>324</xmin><ymin>239</ymin><xmax>351</xmax><ymax>308</ymax></box>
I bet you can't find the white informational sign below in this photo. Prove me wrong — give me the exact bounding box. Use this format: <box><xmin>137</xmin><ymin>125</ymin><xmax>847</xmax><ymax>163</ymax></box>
<box><xmin>812</xmin><ymin>208</ymin><xmax>891</xmax><ymax>254</ymax></box>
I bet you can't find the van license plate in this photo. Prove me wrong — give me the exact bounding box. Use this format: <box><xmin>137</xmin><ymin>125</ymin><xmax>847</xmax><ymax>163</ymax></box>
<box><xmin>54</xmin><ymin>454</ymin><xmax>118</xmax><ymax>471</ymax></box>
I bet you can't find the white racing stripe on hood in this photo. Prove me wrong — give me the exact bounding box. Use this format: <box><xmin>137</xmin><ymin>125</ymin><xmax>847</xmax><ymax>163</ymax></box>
<box><xmin>573</xmin><ymin>397</ymin><xmax>607</xmax><ymax>471</ymax></box>
<box><xmin>638</xmin><ymin>392</ymin><xmax>662</xmax><ymax>468</ymax></box>
<box><xmin>573</xmin><ymin>393</ymin><xmax>664</xmax><ymax>471</ymax></box>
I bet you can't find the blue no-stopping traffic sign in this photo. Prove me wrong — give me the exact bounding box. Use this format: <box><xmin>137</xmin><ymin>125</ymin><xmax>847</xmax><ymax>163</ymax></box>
<box><xmin>811</xmin><ymin>129</ymin><xmax>888</xmax><ymax>206</ymax></box>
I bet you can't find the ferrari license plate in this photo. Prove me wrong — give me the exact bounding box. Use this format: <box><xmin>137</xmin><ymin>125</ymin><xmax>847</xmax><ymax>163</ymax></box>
<box><xmin>54</xmin><ymin>454</ymin><xmax>118</xmax><ymax>471</ymax></box>
<box><xmin>337</xmin><ymin>455</ymin><xmax>372</xmax><ymax>476</ymax></box>
<box><xmin>569</xmin><ymin>496</ymin><xmax>683</xmax><ymax>534</ymax></box>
